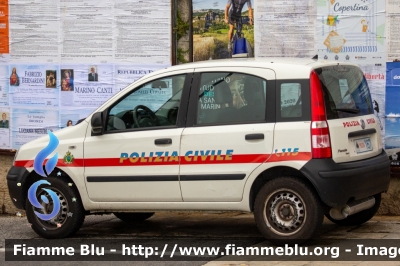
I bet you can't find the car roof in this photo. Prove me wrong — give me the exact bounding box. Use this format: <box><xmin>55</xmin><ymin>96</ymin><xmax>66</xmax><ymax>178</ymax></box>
<box><xmin>147</xmin><ymin>58</ymin><xmax>359</xmax><ymax>80</ymax></box>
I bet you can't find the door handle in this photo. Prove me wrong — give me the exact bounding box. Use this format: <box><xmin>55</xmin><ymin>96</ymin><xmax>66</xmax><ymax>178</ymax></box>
<box><xmin>245</xmin><ymin>133</ymin><xmax>264</xmax><ymax>140</ymax></box>
<box><xmin>155</xmin><ymin>138</ymin><xmax>172</xmax><ymax>145</ymax></box>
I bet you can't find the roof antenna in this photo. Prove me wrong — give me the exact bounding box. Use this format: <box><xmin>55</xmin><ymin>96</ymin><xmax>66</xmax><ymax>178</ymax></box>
<box><xmin>312</xmin><ymin>54</ymin><xmax>318</xmax><ymax>60</ymax></box>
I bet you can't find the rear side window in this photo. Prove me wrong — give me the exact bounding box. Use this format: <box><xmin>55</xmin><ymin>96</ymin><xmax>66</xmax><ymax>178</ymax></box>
<box><xmin>316</xmin><ymin>66</ymin><xmax>373</xmax><ymax>119</ymax></box>
<box><xmin>196</xmin><ymin>72</ymin><xmax>267</xmax><ymax>125</ymax></box>
<box><xmin>276</xmin><ymin>79</ymin><xmax>310</xmax><ymax>122</ymax></box>
<box><xmin>281</xmin><ymin>83</ymin><xmax>302</xmax><ymax>118</ymax></box>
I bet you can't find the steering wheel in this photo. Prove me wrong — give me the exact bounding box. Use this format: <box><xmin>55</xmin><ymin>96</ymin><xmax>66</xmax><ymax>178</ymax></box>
<box><xmin>167</xmin><ymin>107</ymin><xmax>179</xmax><ymax>125</ymax></box>
<box><xmin>132</xmin><ymin>105</ymin><xmax>160</xmax><ymax>128</ymax></box>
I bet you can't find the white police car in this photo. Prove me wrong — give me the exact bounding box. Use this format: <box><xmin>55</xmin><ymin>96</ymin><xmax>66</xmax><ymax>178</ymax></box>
<box><xmin>7</xmin><ymin>58</ymin><xmax>390</xmax><ymax>244</ymax></box>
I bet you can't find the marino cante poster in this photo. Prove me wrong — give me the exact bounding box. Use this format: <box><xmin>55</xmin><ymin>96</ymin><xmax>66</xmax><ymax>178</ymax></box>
<box><xmin>60</xmin><ymin>64</ymin><xmax>114</xmax><ymax>108</ymax></box>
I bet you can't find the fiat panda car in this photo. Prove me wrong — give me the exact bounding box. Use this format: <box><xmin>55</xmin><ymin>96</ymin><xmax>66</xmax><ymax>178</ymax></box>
<box><xmin>7</xmin><ymin>58</ymin><xmax>390</xmax><ymax>244</ymax></box>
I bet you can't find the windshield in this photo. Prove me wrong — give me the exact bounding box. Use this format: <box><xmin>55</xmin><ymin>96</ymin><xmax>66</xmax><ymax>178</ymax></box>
<box><xmin>107</xmin><ymin>74</ymin><xmax>186</xmax><ymax>130</ymax></box>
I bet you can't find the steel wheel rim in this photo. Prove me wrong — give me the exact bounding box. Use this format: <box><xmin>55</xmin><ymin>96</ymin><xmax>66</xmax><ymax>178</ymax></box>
<box><xmin>263</xmin><ymin>188</ymin><xmax>306</xmax><ymax>236</ymax></box>
<box><xmin>32</xmin><ymin>187</ymin><xmax>69</xmax><ymax>230</ymax></box>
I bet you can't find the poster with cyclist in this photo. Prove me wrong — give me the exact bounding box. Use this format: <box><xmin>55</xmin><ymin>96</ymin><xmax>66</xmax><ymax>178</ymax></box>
<box><xmin>192</xmin><ymin>0</ymin><xmax>254</xmax><ymax>61</ymax></box>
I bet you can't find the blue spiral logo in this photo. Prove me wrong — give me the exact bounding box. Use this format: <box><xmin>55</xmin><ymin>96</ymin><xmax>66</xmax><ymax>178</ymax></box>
<box><xmin>33</xmin><ymin>130</ymin><xmax>59</xmax><ymax>177</ymax></box>
<box><xmin>28</xmin><ymin>130</ymin><xmax>61</xmax><ymax>221</ymax></box>
<box><xmin>28</xmin><ymin>180</ymin><xmax>61</xmax><ymax>221</ymax></box>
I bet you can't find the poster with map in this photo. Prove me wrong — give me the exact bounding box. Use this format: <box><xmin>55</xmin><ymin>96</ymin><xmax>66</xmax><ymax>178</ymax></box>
<box><xmin>317</xmin><ymin>0</ymin><xmax>385</xmax><ymax>64</ymax></box>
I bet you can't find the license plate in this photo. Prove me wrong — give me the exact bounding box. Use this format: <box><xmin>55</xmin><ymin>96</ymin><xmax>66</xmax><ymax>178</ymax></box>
<box><xmin>354</xmin><ymin>137</ymin><xmax>373</xmax><ymax>154</ymax></box>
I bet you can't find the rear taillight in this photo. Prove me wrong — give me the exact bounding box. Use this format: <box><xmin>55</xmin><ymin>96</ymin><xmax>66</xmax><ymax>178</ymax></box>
<box><xmin>310</xmin><ymin>71</ymin><xmax>332</xmax><ymax>158</ymax></box>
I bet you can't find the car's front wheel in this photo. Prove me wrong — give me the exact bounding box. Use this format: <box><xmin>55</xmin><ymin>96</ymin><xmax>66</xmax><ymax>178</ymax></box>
<box><xmin>25</xmin><ymin>176</ymin><xmax>85</xmax><ymax>239</ymax></box>
<box><xmin>254</xmin><ymin>176</ymin><xmax>324</xmax><ymax>245</ymax></box>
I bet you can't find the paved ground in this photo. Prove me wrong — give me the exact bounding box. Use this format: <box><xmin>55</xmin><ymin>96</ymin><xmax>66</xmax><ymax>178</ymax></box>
<box><xmin>1</xmin><ymin>212</ymin><xmax>400</xmax><ymax>265</ymax></box>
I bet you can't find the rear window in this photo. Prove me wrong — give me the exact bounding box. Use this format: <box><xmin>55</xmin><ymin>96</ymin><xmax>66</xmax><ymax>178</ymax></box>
<box><xmin>280</xmin><ymin>83</ymin><xmax>302</xmax><ymax>118</ymax></box>
<box><xmin>316</xmin><ymin>66</ymin><xmax>373</xmax><ymax>119</ymax></box>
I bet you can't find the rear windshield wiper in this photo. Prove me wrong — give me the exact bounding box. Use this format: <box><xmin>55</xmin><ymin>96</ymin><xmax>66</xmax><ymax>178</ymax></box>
<box><xmin>333</xmin><ymin>108</ymin><xmax>360</xmax><ymax>114</ymax></box>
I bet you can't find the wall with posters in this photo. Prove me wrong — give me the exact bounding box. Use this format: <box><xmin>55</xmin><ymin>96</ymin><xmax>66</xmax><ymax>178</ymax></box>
<box><xmin>0</xmin><ymin>0</ymin><xmax>171</xmax><ymax>150</ymax></box>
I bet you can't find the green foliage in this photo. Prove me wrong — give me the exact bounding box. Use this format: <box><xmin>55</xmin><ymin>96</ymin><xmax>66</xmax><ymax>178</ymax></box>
<box><xmin>177</xmin><ymin>48</ymin><xmax>189</xmax><ymax>64</ymax></box>
<box><xmin>176</xmin><ymin>11</ymin><xmax>189</xmax><ymax>41</ymax></box>
<box><xmin>175</xmin><ymin>11</ymin><xmax>190</xmax><ymax>64</ymax></box>
<box><xmin>209</xmin><ymin>23</ymin><xmax>227</xmax><ymax>31</ymax></box>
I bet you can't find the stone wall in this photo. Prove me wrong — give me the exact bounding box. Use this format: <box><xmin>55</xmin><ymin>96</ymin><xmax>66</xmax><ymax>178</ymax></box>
<box><xmin>379</xmin><ymin>178</ymin><xmax>400</xmax><ymax>215</ymax></box>
<box><xmin>0</xmin><ymin>154</ymin><xmax>23</xmax><ymax>215</ymax></box>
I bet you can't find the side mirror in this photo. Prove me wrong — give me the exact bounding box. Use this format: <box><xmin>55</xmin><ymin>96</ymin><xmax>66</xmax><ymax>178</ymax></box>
<box><xmin>91</xmin><ymin>112</ymin><xmax>103</xmax><ymax>135</ymax></box>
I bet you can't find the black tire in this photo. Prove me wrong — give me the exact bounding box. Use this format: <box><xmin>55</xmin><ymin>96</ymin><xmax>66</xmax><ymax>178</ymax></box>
<box><xmin>114</xmin><ymin>212</ymin><xmax>155</xmax><ymax>222</ymax></box>
<box><xmin>254</xmin><ymin>177</ymin><xmax>324</xmax><ymax>245</ymax></box>
<box><xmin>325</xmin><ymin>194</ymin><xmax>381</xmax><ymax>226</ymax></box>
<box><xmin>25</xmin><ymin>176</ymin><xmax>85</xmax><ymax>239</ymax></box>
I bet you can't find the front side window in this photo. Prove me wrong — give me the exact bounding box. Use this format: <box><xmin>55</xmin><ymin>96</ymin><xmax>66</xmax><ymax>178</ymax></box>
<box><xmin>107</xmin><ymin>75</ymin><xmax>185</xmax><ymax>131</ymax></box>
<box><xmin>196</xmin><ymin>72</ymin><xmax>267</xmax><ymax>125</ymax></box>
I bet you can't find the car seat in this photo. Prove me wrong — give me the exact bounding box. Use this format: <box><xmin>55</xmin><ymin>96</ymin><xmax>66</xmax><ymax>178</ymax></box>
<box><xmin>240</xmin><ymin>78</ymin><xmax>265</xmax><ymax>121</ymax></box>
<box><xmin>198</xmin><ymin>80</ymin><xmax>240</xmax><ymax>124</ymax></box>
<box><xmin>107</xmin><ymin>116</ymin><xmax>126</xmax><ymax>130</ymax></box>
<box><xmin>151</xmin><ymin>80</ymin><xmax>168</xmax><ymax>89</ymax></box>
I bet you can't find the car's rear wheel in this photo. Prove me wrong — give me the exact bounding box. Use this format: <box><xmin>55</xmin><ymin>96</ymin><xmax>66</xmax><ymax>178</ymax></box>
<box><xmin>325</xmin><ymin>193</ymin><xmax>381</xmax><ymax>226</ymax></box>
<box><xmin>254</xmin><ymin>176</ymin><xmax>323</xmax><ymax>245</ymax></box>
<box><xmin>114</xmin><ymin>212</ymin><xmax>155</xmax><ymax>222</ymax></box>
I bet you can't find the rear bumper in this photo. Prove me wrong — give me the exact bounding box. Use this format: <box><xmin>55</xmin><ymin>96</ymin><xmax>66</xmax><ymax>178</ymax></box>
<box><xmin>300</xmin><ymin>150</ymin><xmax>390</xmax><ymax>207</ymax></box>
<box><xmin>6</xmin><ymin>166</ymin><xmax>30</xmax><ymax>210</ymax></box>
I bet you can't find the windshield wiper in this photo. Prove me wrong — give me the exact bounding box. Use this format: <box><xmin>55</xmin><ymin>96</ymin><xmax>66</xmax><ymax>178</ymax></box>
<box><xmin>333</xmin><ymin>108</ymin><xmax>360</xmax><ymax>114</ymax></box>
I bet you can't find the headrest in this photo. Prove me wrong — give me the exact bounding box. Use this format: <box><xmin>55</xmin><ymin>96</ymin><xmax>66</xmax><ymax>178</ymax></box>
<box><xmin>108</xmin><ymin>116</ymin><xmax>126</xmax><ymax>130</ymax></box>
<box><xmin>152</xmin><ymin>80</ymin><xmax>168</xmax><ymax>89</ymax></box>
<box><xmin>213</xmin><ymin>81</ymin><xmax>233</xmax><ymax>105</ymax></box>
<box><xmin>244</xmin><ymin>78</ymin><xmax>263</xmax><ymax>105</ymax></box>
